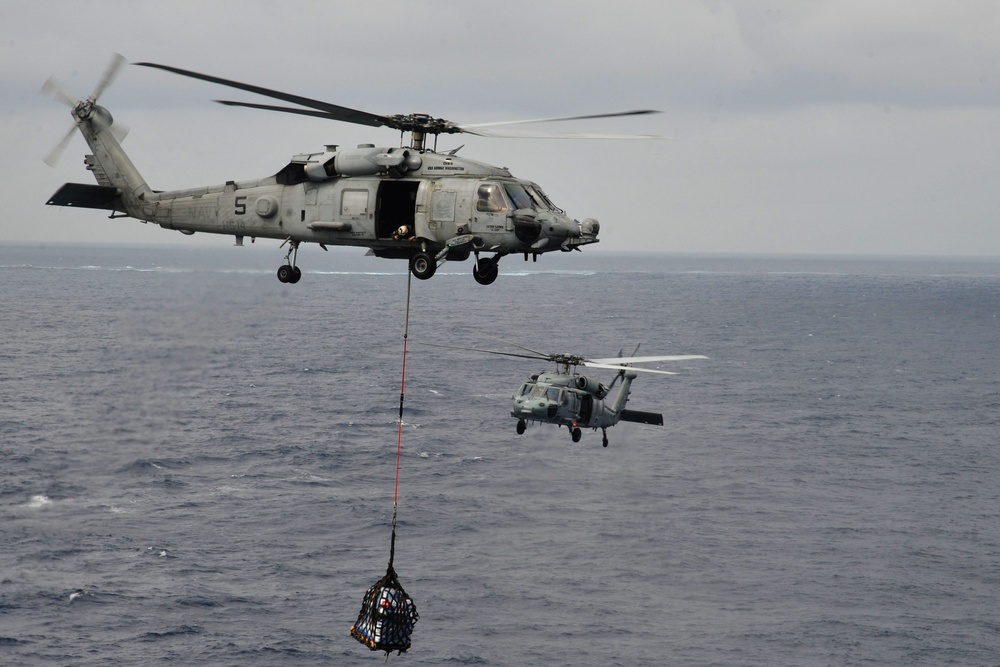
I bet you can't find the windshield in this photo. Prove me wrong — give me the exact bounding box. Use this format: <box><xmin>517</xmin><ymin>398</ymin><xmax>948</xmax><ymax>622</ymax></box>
<box><xmin>503</xmin><ymin>182</ymin><xmax>534</xmax><ymax>210</ymax></box>
<box><xmin>529</xmin><ymin>385</ymin><xmax>562</xmax><ymax>402</ymax></box>
<box><xmin>525</xmin><ymin>184</ymin><xmax>563</xmax><ymax>213</ymax></box>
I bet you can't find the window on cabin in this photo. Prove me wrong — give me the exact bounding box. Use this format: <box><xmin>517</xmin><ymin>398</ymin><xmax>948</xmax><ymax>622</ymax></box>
<box><xmin>476</xmin><ymin>183</ymin><xmax>507</xmax><ymax>213</ymax></box>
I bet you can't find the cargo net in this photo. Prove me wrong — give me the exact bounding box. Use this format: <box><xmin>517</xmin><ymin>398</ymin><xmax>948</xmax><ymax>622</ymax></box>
<box><xmin>350</xmin><ymin>564</ymin><xmax>419</xmax><ymax>655</ymax></box>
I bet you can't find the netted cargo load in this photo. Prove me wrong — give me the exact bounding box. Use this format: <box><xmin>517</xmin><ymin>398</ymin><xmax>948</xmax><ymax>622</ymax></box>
<box><xmin>350</xmin><ymin>563</ymin><xmax>419</xmax><ymax>655</ymax></box>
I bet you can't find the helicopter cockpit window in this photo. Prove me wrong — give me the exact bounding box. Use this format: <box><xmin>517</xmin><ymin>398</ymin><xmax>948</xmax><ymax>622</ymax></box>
<box><xmin>476</xmin><ymin>184</ymin><xmax>507</xmax><ymax>213</ymax></box>
<box><xmin>518</xmin><ymin>383</ymin><xmax>532</xmax><ymax>397</ymax></box>
<box><xmin>525</xmin><ymin>184</ymin><xmax>562</xmax><ymax>212</ymax></box>
<box><xmin>503</xmin><ymin>182</ymin><xmax>534</xmax><ymax>210</ymax></box>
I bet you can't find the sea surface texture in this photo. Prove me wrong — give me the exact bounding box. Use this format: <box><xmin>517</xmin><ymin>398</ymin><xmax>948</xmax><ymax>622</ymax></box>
<box><xmin>2</xmin><ymin>244</ymin><xmax>998</xmax><ymax>666</ymax></box>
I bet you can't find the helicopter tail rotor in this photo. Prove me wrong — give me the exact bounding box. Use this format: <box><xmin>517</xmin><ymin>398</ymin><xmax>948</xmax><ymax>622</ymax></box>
<box><xmin>43</xmin><ymin>124</ymin><xmax>81</xmax><ymax>168</ymax></box>
<box><xmin>90</xmin><ymin>53</ymin><xmax>127</xmax><ymax>101</ymax></box>
<box><xmin>40</xmin><ymin>76</ymin><xmax>78</xmax><ymax>109</ymax></box>
<box><xmin>42</xmin><ymin>53</ymin><xmax>127</xmax><ymax>167</ymax></box>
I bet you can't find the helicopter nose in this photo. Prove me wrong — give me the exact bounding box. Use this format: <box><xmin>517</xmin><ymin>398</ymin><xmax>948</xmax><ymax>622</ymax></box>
<box><xmin>528</xmin><ymin>401</ymin><xmax>557</xmax><ymax>419</ymax></box>
<box><xmin>542</xmin><ymin>216</ymin><xmax>581</xmax><ymax>239</ymax></box>
<box><xmin>513</xmin><ymin>399</ymin><xmax>555</xmax><ymax>420</ymax></box>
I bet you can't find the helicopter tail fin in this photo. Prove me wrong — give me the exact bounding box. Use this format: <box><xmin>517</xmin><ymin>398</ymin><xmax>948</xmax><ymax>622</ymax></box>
<box><xmin>43</xmin><ymin>55</ymin><xmax>154</xmax><ymax>219</ymax></box>
<box><xmin>609</xmin><ymin>369</ymin><xmax>638</xmax><ymax>417</ymax></box>
<box><xmin>45</xmin><ymin>108</ymin><xmax>154</xmax><ymax>219</ymax></box>
<box><xmin>612</xmin><ymin>370</ymin><xmax>663</xmax><ymax>425</ymax></box>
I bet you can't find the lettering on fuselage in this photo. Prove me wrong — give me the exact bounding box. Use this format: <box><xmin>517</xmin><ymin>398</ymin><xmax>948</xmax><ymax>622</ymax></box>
<box><xmin>222</xmin><ymin>219</ymin><xmax>248</xmax><ymax>233</ymax></box>
<box><xmin>188</xmin><ymin>206</ymin><xmax>217</xmax><ymax>221</ymax></box>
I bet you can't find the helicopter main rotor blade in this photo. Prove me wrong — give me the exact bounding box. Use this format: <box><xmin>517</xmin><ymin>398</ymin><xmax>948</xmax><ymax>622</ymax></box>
<box><xmin>458</xmin><ymin>109</ymin><xmax>667</xmax><ymax>140</ymax></box>
<box><xmin>463</xmin><ymin>109</ymin><xmax>660</xmax><ymax>128</ymax></box>
<box><xmin>420</xmin><ymin>341</ymin><xmax>548</xmax><ymax>362</ymax></box>
<box><xmin>134</xmin><ymin>61</ymin><xmax>663</xmax><ymax>140</ymax></box>
<box><xmin>587</xmin><ymin>354</ymin><xmax>708</xmax><ymax>365</ymax></box>
<box><xmin>458</xmin><ymin>329</ymin><xmax>558</xmax><ymax>359</ymax></box>
<box><xmin>133</xmin><ymin>61</ymin><xmax>389</xmax><ymax>129</ymax></box>
<box><xmin>215</xmin><ymin>100</ymin><xmax>351</xmax><ymax>121</ymax></box>
<box><xmin>458</xmin><ymin>128</ymin><xmax>668</xmax><ymax>140</ymax></box>
<box><xmin>581</xmin><ymin>362</ymin><xmax>679</xmax><ymax>375</ymax></box>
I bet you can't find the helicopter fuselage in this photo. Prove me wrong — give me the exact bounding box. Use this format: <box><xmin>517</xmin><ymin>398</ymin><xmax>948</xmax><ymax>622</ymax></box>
<box><xmin>511</xmin><ymin>369</ymin><xmax>662</xmax><ymax>447</ymax></box>
<box><xmin>46</xmin><ymin>102</ymin><xmax>599</xmax><ymax>284</ymax></box>
<box><xmin>150</xmin><ymin>147</ymin><xmax>596</xmax><ymax>255</ymax></box>
<box><xmin>512</xmin><ymin>371</ymin><xmax>612</xmax><ymax>428</ymax></box>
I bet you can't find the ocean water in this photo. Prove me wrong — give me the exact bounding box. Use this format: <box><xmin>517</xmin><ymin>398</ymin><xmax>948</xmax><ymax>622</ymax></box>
<box><xmin>1</xmin><ymin>243</ymin><xmax>998</xmax><ymax>666</ymax></box>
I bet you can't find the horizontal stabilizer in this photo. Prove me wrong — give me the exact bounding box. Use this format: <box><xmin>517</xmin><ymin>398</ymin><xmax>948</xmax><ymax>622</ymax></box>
<box><xmin>620</xmin><ymin>409</ymin><xmax>664</xmax><ymax>426</ymax></box>
<box><xmin>47</xmin><ymin>183</ymin><xmax>122</xmax><ymax>211</ymax></box>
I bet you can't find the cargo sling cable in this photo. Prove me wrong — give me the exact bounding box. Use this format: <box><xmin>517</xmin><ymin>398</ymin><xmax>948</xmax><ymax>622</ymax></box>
<box><xmin>350</xmin><ymin>271</ymin><xmax>419</xmax><ymax>656</ymax></box>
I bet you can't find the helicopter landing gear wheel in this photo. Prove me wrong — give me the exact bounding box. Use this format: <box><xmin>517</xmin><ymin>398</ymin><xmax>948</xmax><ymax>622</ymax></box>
<box><xmin>277</xmin><ymin>265</ymin><xmax>301</xmax><ymax>283</ymax></box>
<box><xmin>277</xmin><ymin>240</ymin><xmax>302</xmax><ymax>283</ymax></box>
<box><xmin>571</xmin><ymin>427</ymin><xmax>582</xmax><ymax>443</ymax></box>
<box><xmin>473</xmin><ymin>258</ymin><xmax>499</xmax><ymax>285</ymax></box>
<box><xmin>602</xmin><ymin>428</ymin><xmax>609</xmax><ymax>448</ymax></box>
<box><xmin>516</xmin><ymin>419</ymin><xmax>526</xmax><ymax>435</ymax></box>
<box><xmin>410</xmin><ymin>251</ymin><xmax>436</xmax><ymax>280</ymax></box>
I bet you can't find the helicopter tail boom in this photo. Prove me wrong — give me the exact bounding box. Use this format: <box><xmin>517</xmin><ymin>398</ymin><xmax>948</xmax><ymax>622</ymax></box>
<box><xmin>72</xmin><ymin>104</ymin><xmax>153</xmax><ymax>213</ymax></box>
<box><xmin>43</xmin><ymin>54</ymin><xmax>154</xmax><ymax>221</ymax></box>
<box><xmin>46</xmin><ymin>103</ymin><xmax>155</xmax><ymax>224</ymax></box>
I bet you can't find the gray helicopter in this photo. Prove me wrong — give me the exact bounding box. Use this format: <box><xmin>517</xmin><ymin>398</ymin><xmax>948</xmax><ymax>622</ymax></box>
<box><xmin>43</xmin><ymin>55</ymin><xmax>660</xmax><ymax>285</ymax></box>
<box><xmin>427</xmin><ymin>342</ymin><xmax>706</xmax><ymax>447</ymax></box>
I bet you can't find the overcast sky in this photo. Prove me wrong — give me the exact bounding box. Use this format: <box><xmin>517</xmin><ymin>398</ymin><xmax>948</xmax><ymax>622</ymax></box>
<box><xmin>2</xmin><ymin>0</ymin><xmax>999</xmax><ymax>256</ymax></box>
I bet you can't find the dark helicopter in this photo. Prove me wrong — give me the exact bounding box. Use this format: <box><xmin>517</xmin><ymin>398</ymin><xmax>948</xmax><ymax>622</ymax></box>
<box><xmin>427</xmin><ymin>342</ymin><xmax>706</xmax><ymax>447</ymax></box>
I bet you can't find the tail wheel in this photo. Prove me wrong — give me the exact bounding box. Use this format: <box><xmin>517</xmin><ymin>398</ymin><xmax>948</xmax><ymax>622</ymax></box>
<box><xmin>410</xmin><ymin>252</ymin><xmax>436</xmax><ymax>280</ymax></box>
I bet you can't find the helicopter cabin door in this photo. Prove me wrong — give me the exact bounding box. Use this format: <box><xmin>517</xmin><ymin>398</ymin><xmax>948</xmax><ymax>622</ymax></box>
<box><xmin>580</xmin><ymin>394</ymin><xmax>594</xmax><ymax>424</ymax></box>
<box><xmin>473</xmin><ymin>182</ymin><xmax>513</xmax><ymax>234</ymax></box>
<box><xmin>375</xmin><ymin>181</ymin><xmax>419</xmax><ymax>239</ymax></box>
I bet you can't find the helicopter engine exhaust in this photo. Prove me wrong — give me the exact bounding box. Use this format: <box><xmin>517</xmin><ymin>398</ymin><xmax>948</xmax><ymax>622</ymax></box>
<box><xmin>575</xmin><ymin>376</ymin><xmax>608</xmax><ymax>397</ymax></box>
